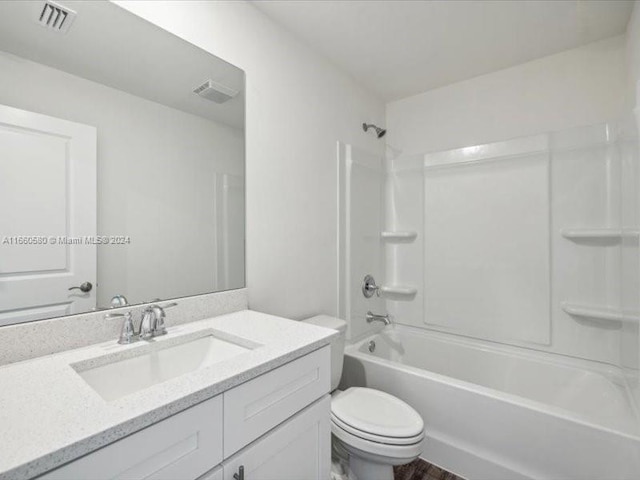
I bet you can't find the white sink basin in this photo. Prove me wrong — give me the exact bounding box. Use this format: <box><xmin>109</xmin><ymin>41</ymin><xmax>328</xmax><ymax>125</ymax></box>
<box><xmin>74</xmin><ymin>333</ymin><xmax>252</xmax><ymax>401</ymax></box>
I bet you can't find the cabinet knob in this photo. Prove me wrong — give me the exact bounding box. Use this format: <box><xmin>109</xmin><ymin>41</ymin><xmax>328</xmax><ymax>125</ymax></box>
<box><xmin>233</xmin><ymin>466</ymin><xmax>244</xmax><ymax>480</ymax></box>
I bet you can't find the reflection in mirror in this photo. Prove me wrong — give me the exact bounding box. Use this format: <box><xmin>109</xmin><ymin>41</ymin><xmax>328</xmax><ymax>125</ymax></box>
<box><xmin>0</xmin><ymin>1</ymin><xmax>245</xmax><ymax>326</ymax></box>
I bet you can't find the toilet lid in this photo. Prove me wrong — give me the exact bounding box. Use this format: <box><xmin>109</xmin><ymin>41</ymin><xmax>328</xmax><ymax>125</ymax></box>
<box><xmin>331</xmin><ymin>388</ymin><xmax>424</xmax><ymax>439</ymax></box>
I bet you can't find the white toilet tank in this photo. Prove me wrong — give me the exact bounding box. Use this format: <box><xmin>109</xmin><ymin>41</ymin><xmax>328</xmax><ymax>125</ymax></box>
<box><xmin>303</xmin><ymin>315</ymin><xmax>347</xmax><ymax>391</ymax></box>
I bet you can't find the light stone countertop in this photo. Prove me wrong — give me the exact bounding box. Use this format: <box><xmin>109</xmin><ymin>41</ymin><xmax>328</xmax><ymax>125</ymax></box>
<box><xmin>0</xmin><ymin>310</ymin><xmax>337</xmax><ymax>480</ymax></box>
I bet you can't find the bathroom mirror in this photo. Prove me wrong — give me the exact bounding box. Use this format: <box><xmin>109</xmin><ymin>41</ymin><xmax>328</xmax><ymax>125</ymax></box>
<box><xmin>0</xmin><ymin>1</ymin><xmax>245</xmax><ymax>326</ymax></box>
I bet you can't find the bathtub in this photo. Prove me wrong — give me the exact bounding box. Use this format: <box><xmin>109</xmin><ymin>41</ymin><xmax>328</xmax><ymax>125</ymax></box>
<box><xmin>341</xmin><ymin>324</ymin><xmax>640</xmax><ymax>480</ymax></box>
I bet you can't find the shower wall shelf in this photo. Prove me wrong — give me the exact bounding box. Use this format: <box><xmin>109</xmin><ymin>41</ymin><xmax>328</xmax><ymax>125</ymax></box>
<box><xmin>378</xmin><ymin>285</ymin><xmax>418</xmax><ymax>300</ymax></box>
<box><xmin>561</xmin><ymin>228</ymin><xmax>640</xmax><ymax>240</ymax></box>
<box><xmin>381</xmin><ymin>231</ymin><xmax>418</xmax><ymax>242</ymax></box>
<box><xmin>561</xmin><ymin>303</ymin><xmax>639</xmax><ymax>324</ymax></box>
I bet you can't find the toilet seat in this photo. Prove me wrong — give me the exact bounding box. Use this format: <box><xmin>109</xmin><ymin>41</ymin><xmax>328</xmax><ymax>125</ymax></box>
<box><xmin>330</xmin><ymin>387</ymin><xmax>424</xmax><ymax>448</ymax></box>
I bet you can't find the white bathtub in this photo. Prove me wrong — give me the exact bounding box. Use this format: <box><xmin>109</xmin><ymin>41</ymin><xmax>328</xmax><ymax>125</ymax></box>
<box><xmin>341</xmin><ymin>324</ymin><xmax>640</xmax><ymax>479</ymax></box>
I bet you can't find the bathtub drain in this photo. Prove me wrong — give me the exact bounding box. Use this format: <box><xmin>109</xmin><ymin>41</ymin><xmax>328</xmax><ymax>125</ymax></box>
<box><xmin>368</xmin><ymin>340</ymin><xmax>376</xmax><ymax>352</ymax></box>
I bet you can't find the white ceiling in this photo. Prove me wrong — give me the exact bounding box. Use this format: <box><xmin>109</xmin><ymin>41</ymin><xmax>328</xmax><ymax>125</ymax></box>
<box><xmin>253</xmin><ymin>0</ymin><xmax>634</xmax><ymax>101</ymax></box>
<box><xmin>0</xmin><ymin>1</ymin><xmax>245</xmax><ymax>128</ymax></box>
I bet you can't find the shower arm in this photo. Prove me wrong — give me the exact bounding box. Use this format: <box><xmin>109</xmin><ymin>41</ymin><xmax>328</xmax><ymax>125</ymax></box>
<box><xmin>362</xmin><ymin>123</ymin><xmax>386</xmax><ymax>138</ymax></box>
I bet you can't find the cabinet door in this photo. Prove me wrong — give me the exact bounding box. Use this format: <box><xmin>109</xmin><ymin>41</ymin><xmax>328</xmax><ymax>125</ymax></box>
<box><xmin>222</xmin><ymin>395</ymin><xmax>330</xmax><ymax>480</ymax></box>
<box><xmin>224</xmin><ymin>346</ymin><xmax>330</xmax><ymax>457</ymax></box>
<box><xmin>39</xmin><ymin>395</ymin><xmax>223</xmax><ymax>480</ymax></box>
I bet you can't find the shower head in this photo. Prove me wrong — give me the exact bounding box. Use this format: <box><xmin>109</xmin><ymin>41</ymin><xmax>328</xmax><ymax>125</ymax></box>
<box><xmin>363</xmin><ymin>123</ymin><xmax>386</xmax><ymax>138</ymax></box>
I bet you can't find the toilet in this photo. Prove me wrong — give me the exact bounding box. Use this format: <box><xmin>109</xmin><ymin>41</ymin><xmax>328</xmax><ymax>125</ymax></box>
<box><xmin>303</xmin><ymin>315</ymin><xmax>425</xmax><ymax>480</ymax></box>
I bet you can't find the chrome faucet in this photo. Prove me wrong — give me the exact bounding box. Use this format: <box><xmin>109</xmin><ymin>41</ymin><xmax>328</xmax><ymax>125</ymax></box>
<box><xmin>139</xmin><ymin>306</ymin><xmax>159</xmax><ymax>340</ymax></box>
<box><xmin>139</xmin><ymin>303</ymin><xmax>177</xmax><ymax>339</ymax></box>
<box><xmin>366</xmin><ymin>311</ymin><xmax>391</xmax><ymax>326</ymax></box>
<box><xmin>110</xmin><ymin>294</ymin><xmax>129</xmax><ymax>308</ymax></box>
<box><xmin>107</xmin><ymin>302</ymin><xmax>178</xmax><ymax>344</ymax></box>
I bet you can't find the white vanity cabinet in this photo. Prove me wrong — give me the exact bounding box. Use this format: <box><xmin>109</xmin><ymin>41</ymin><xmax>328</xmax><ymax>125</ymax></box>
<box><xmin>39</xmin><ymin>395</ymin><xmax>224</xmax><ymax>480</ymax></box>
<box><xmin>38</xmin><ymin>346</ymin><xmax>330</xmax><ymax>480</ymax></box>
<box><xmin>222</xmin><ymin>345</ymin><xmax>331</xmax><ymax>457</ymax></box>
<box><xmin>222</xmin><ymin>396</ymin><xmax>330</xmax><ymax>480</ymax></box>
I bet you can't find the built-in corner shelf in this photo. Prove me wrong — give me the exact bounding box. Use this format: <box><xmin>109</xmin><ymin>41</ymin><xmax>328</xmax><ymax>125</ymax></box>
<box><xmin>378</xmin><ymin>285</ymin><xmax>417</xmax><ymax>300</ymax></box>
<box><xmin>561</xmin><ymin>228</ymin><xmax>640</xmax><ymax>241</ymax></box>
<box><xmin>381</xmin><ymin>231</ymin><xmax>417</xmax><ymax>243</ymax></box>
<box><xmin>561</xmin><ymin>303</ymin><xmax>639</xmax><ymax>324</ymax></box>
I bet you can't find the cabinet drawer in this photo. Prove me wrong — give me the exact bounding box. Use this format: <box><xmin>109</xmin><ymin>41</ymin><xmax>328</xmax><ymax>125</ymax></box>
<box><xmin>40</xmin><ymin>395</ymin><xmax>223</xmax><ymax>480</ymax></box>
<box><xmin>223</xmin><ymin>346</ymin><xmax>330</xmax><ymax>457</ymax></box>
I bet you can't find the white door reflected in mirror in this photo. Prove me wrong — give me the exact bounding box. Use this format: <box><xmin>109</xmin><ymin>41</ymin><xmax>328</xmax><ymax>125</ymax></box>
<box><xmin>0</xmin><ymin>105</ymin><xmax>97</xmax><ymax>325</ymax></box>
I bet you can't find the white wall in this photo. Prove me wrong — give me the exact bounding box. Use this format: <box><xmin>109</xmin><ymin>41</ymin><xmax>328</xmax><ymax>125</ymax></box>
<box><xmin>627</xmin><ymin>1</ymin><xmax>640</xmax><ymax>105</ymax></box>
<box><xmin>0</xmin><ymin>51</ymin><xmax>244</xmax><ymax>307</ymax></box>
<box><xmin>115</xmin><ymin>1</ymin><xmax>385</xmax><ymax>320</ymax></box>
<box><xmin>387</xmin><ymin>36</ymin><xmax>627</xmax><ymax>155</ymax></box>
<box><xmin>624</xmin><ymin>0</ymin><xmax>640</xmax><ymax>404</ymax></box>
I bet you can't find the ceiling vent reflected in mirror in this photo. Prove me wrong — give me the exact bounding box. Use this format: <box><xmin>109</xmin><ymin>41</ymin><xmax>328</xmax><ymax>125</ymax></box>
<box><xmin>193</xmin><ymin>79</ymin><xmax>239</xmax><ymax>104</ymax></box>
<box><xmin>37</xmin><ymin>1</ymin><xmax>76</xmax><ymax>34</ymax></box>
<box><xmin>0</xmin><ymin>0</ymin><xmax>246</xmax><ymax>327</ymax></box>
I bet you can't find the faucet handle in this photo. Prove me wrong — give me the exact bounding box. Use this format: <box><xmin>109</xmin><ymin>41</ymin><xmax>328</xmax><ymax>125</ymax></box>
<box><xmin>149</xmin><ymin>299</ymin><xmax>178</xmax><ymax>309</ymax></box>
<box><xmin>114</xmin><ymin>312</ymin><xmax>137</xmax><ymax>345</ymax></box>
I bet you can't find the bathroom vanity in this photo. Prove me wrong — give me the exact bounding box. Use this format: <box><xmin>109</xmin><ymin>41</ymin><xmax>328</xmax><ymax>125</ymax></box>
<box><xmin>0</xmin><ymin>311</ymin><xmax>335</xmax><ymax>480</ymax></box>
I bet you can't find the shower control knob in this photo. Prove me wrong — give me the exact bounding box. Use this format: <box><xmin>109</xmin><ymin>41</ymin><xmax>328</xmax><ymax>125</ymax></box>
<box><xmin>362</xmin><ymin>274</ymin><xmax>379</xmax><ymax>298</ymax></box>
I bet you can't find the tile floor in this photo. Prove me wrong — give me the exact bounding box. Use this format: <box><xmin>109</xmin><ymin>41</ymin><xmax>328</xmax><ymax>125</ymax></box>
<box><xmin>394</xmin><ymin>458</ymin><xmax>465</xmax><ymax>480</ymax></box>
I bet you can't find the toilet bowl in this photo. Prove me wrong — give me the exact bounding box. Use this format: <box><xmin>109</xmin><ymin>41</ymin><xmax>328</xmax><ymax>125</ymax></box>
<box><xmin>331</xmin><ymin>387</ymin><xmax>424</xmax><ymax>479</ymax></box>
<box><xmin>303</xmin><ymin>315</ymin><xmax>425</xmax><ymax>480</ymax></box>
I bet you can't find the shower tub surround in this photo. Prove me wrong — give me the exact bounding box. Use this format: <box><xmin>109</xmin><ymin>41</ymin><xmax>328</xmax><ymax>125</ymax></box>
<box><xmin>385</xmin><ymin>122</ymin><xmax>640</xmax><ymax>425</ymax></box>
<box><xmin>338</xmin><ymin>120</ymin><xmax>640</xmax><ymax>478</ymax></box>
<box><xmin>386</xmin><ymin>122</ymin><xmax>639</xmax><ymax>365</ymax></box>
<box><xmin>342</xmin><ymin>324</ymin><xmax>640</xmax><ymax>480</ymax></box>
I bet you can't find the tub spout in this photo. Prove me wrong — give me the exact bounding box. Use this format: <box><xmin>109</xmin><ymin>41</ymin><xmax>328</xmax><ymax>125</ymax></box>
<box><xmin>366</xmin><ymin>311</ymin><xmax>391</xmax><ymax>326</ymax></box>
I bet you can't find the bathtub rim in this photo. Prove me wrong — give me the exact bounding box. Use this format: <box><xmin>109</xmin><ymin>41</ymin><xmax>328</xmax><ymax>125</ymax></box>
<box><xmin>345</xmin><ymin>323</ymin><xmax>640</xmax><ymax>442</ymax></box>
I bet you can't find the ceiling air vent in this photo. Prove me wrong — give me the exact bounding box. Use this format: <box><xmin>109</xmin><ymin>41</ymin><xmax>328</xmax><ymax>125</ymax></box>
<box><xmin>37</xmin><ymin>1</ymin><xmax>76</xmax><ymax>34</ymax></box>
<box><xmin>193</xmin><ymin>80</ymin><xmax>239</xmax><ymax>104</ymax></box>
